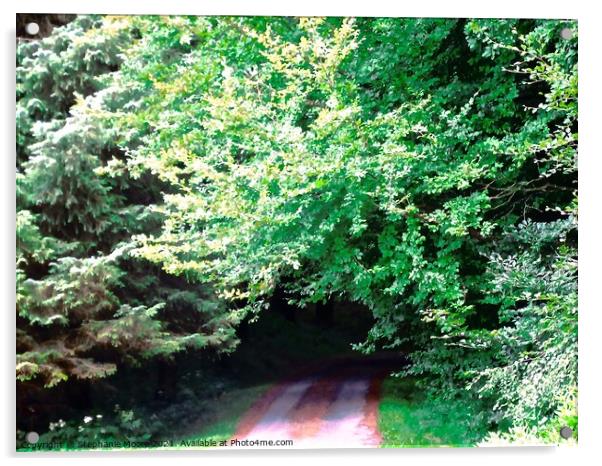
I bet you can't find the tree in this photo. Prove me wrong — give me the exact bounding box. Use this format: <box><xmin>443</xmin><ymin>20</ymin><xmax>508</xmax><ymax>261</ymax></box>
<box><xmin>17</xmin><ymin>16</ymin><xmax>238</xmax><ymax>398</ymax></box>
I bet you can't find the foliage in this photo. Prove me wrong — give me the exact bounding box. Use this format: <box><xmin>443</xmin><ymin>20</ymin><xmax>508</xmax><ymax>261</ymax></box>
<box><xmin>378</xmin><ymin>376</ymin><xmax>488</xmax><ymax>447</ymax></box>
<box><xmin>177</xmin><ymin>384</ymin><xmax>271</xmax><ymax>447</ymax></box>
<box><xmin>16</xmin><ymin>16</ymin><xmax>238</xmax><ymax>398</ymax></box>
<box><xmin>17</xmin><ymin>15</ymin><xmax>577</xmax><ymax>444</ymax></box>
<box><xmin>17</xmin><ymin>407</ymin><xmax>159</xmax><ymax>450</ymax></box>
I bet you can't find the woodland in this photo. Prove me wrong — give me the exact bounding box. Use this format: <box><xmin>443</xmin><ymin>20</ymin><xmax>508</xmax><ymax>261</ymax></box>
<box><xmin>16</xmin><ymin>15</ymin><xmax>577</xmax><ymax>448</ymax></box>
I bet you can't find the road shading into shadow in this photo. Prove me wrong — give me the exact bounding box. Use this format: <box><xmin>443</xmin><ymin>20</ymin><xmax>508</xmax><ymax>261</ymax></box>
<box><xmin>232</xmin><ymin>355</ymin><xmax>404</xmax><ymax>448</ymax></box>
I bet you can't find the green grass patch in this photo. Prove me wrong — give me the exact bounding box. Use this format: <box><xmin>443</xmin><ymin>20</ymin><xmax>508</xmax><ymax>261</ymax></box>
<box><xmin>378</xmin><ymin>376</ymin><xmax>488</xmax><ymax>448</ymax></box>
<box><xmin>178</xmin><ymin>383</ymin><xmax>271</xmax><ymax>446</ymax></box>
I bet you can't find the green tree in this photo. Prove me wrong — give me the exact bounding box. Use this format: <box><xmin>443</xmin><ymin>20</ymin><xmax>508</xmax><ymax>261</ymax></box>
<box><xmin>17</xmin><ymin>16</ymin><xmax>238</xmax><ymax>394</ymax></box>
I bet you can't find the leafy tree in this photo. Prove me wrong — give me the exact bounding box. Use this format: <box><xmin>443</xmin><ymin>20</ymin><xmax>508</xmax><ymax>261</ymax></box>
<box><xmin>17</xmin><ymin>16</ymin><xmax>237</xmax><ymax>397</ymax></box>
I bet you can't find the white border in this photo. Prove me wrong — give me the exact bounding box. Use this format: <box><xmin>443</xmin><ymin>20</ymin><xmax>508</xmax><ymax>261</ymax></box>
<box><xmin>2</xmin><ymin>1</ymin><xmax>601</xmax><ymax>465</ymax></box>
<box><xmin>3</xmin><ymin>0</ymin><xmax>584</xmax><ymax>18</ymax></box>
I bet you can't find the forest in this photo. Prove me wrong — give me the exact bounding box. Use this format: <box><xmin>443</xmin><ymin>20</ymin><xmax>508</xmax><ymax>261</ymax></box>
<box><xmin>16</xmin><ymin>15</ymin><xmax>577</xmax><ymax>449</ymax></box>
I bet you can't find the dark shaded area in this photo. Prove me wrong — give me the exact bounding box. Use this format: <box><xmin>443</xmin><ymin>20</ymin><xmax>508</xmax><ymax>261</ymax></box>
<box><xmin>16</xmin><ymin>13</ymin><xmax>76</xmax><ymax>40</ymax></box>
<box><xmin>16</xmin><ymin>298</ymin><xmax>379</xmax><ymax>436</ymax></box>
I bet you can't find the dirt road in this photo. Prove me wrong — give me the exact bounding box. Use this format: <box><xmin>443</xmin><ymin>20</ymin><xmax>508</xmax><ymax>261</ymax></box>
<box><xmin>233</xmin><ymin>356</ymin><xmax>401</xmax><ymax>448</ymax></box>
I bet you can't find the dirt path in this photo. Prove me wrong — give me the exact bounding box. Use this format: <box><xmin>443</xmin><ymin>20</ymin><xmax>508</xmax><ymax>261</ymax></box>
<box><xmin>233</xmin><ymin>356</ymin><xmax>400</xmax><ymax>448</ymax></box>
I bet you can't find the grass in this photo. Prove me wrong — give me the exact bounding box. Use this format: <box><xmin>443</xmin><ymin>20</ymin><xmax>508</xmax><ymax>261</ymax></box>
<box><xmin>377</xmin><ymin>376</ymin><xmax>488</xmax><ymax>448</ymax></box>
<box><xmin>177</xmin><ymin>383</ymin><xmax>272</xmax><ymax>446</ymax></box>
